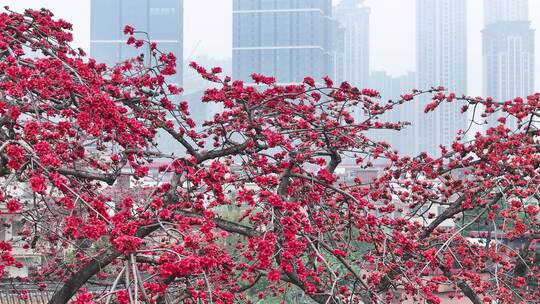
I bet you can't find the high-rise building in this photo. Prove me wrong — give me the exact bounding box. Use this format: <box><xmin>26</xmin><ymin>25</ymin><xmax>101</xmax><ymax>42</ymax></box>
<box><xmin>91</xmin><ymin>0</ymin><xmax>184</xmax><ymax>155</ymax></box>
<box><xmin>91</xmin><ymin>0</ymin><xmax>183</xmax><ymax>86</ymax></box>
<box><xmin>416</xmin><ymin>0</ymin><xmax>468</xmax><ymax>156</ymax></box>
<box><xmin>233</xmin><ymin>0</ymin><xmax>333</xmax><ymax>84</ymax></box>
<box><xmin>333</xmin><ymin>0</ymin><xmax>370</xmax><ymax>88</ymax></box>
<box><xmin>370</xmin><ymin>71</ymin><xmax>417</xmax><ymax>156</ymax></box>
<box><xmin>483</xmin><ymin>0</ymin><xmax>534</xmax><ymax>125</ymax></box>
<box><xmin>484</xmin><ymin>0</ymin><xmax>528</xmax><ymax>26</ymax></box>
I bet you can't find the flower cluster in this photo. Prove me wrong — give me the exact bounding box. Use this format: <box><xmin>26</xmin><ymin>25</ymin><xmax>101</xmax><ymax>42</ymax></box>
<box><xmin>0</xmin><ymin>8</ymin><xmax>538</xmax><ymax>304</ymax></box>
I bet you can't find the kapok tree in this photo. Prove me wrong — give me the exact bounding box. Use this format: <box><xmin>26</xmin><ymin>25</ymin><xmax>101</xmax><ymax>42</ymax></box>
<box><xmin>0</xmin><ymin>8</ymin><xmax>538</xmax><ymax>304</ymax></box>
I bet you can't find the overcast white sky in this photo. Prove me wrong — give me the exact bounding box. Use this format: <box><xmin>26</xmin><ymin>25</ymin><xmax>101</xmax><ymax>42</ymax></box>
<box><xmin>3</xmin><ymin>0</ymin><xmax>540</xmax><ymax>96</ymax></box>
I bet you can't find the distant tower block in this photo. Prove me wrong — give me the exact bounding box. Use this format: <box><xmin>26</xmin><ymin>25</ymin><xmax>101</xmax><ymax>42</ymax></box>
<box><xmin>91</xmin><ymin>0</ymin><xmax>184</xmax><ymax>87</ymax></box>
<box><xmin>233</xmin><ymin>0</ymin><xmax>333</xmax><ymax>84</ymax></box>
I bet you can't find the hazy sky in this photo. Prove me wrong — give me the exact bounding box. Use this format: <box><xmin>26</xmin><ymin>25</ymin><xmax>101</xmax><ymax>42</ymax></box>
<box><xmin>3</xmin><ymin>0</ymin><xmax>540</xmax><ymax>96</ymax></box>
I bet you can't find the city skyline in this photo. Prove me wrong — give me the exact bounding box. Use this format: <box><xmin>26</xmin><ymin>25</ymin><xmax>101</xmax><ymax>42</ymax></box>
<box><xmin>12</xmin><ymin>0</ymin><xmax>534</xmax><ymax>157</ymax></box>
<box><xmin>4</xmin><ymin>0</ymin><xmax>540</xmax><ymax>97</ymax></box>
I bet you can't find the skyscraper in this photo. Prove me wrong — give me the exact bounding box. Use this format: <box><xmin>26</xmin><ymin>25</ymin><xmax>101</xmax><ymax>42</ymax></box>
<box><xmin>233</xmin><ymin>0</ymin><xmax>333</xmax><ymax>84</ymax></box>
<box><xmin>484</xmin><ymin>0</ymin><xmax>528</xmax><ymax>25</ymax></box>
<box><xmin>483</xmin><ymin>0</ymin><xmax>534</xmax><ymax>125</ymax></box>
<box><xmin>91</xmin><ymin>0</ymin><xmax>183</xmax><ymax>86</ymax></box>
<box><xmin>333</xmin><ymin>0</ymin><xmax>370</xmax><ymax>88</ymax></box>
<box><xmin>416</xmin><ymin>0</ymin><xmax>468</xmax><ymax>156</ymax></box>
<box><xmin>370</xmin><ymin>71</ymin><xmax>417</xmax><ymax>156</ymax></box>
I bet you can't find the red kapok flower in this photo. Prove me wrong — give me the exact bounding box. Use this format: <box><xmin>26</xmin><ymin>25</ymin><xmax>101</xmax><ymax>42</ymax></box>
<box><xmin>6</xmin><ymin>199</ymin><xmax>21</xmax><ymax>213</ymax></box>
<box><xmin>29</xmin><ymin>174</ymin><xmax>47</xmax><ymax>194</ymax></box>
<box><xmin>123</xmin><ymin>25</ymin><xmax>134</xmax><ymax>35</ymax></box>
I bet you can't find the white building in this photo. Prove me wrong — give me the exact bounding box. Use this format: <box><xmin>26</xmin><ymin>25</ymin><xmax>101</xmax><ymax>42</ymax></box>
<box><xmin>484</xmin><ymin>0</ymin><xmax>529</xmax><ymax>25</ymax></box>
<box><xmin>369</xmin><ymin>71</ymin><xmax>417</xmax><ymax>156</ymax></box>
<box><xmin>90</xmin><ymin>0</ymin><xmax>184</xmax><ymax>86</ymax></box>
<box><xmin>233</xmin><ymin>0</ymin><xmax>333</xmax><ymax>84</ymax></box>
<box><xmin>0</xmin><ymin>210</ymin><xmax>41</xmax><ymax>278</ymax></box>
<box><xmin>483</xmin><ymin>0</ymin><xmax>534</xmax><ymax>127</ymax></box>
<box><xmin>416</xmin><ymin>0</ymin><xmax>468</xmax><ymax>157</ymax></box>
<box><xmin>333</xmin><ymin>0</ymin><xmax>370</xmax><ymax>88</ymax></box>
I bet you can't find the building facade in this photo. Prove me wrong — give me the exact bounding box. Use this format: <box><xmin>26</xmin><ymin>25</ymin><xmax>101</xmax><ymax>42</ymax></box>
<box><xmin>483</xmin><ymin>0</ymin><xmax>534</xmax><ymax>127</ymax></box>
<box><xmin>416</xmin><ymin>0</ymin><xmax>468</xmax><ymax>157</ymax></box>
<box><xmin>370</xmin><ymin>71</ymin><xmax>417</xmax><ymax>156</ymax></box>
<box><xmin>333</xmin><ymin>0</ymin><xmax>370</xmax><ymax>88</ymax></box>
<box><xmin>484</xmin><ymin>0</ymin><xmax>529</xmax><ymax>26</ymax></box>
<box><xmin>233</xmin><ymin>0</ymin><xmax>333</xmax><ymax>84</ymax></box>
<box><xmin>90</xmin><ymin>0</ymin><xmax>183</xmax><ymax>86</ymax></box>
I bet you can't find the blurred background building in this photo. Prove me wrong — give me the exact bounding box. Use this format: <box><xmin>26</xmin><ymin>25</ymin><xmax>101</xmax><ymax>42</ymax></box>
<box><xmin>85</xmin><ymin>0</ymin><xmax>537</xmax><ymax>157</ymax></box>
<box><xmin>415</xmin><ymin>0</ymin><xmax>468</xmax><ymax>157</ymax></box>
<box><xmin>370</xmin><ymin>71</ymin><xmax>417</xmax><ymax>156</ymax></box>
<box><xmin>91</xmin><ymin>0</ymin><xmax>184</xmax><ymax>86</ymax></box>
<box><xmin>333</xmin><ymin>0</ymin><xmax>370</xmax><ymax>88</ymax></box>
<box><xmin>90</xmin><ymin>0</ymin><xmax>185</xmax><ymax>155</ymax></box>
<box><xmin>232</xmin><ymin>0</ymin><xmax>333</xmax><ymax>84</ymax></box>
<box><xmin>483</xmin><ymin>0</ymin><xmax>534</xmax><ymax>127</ymax></box>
